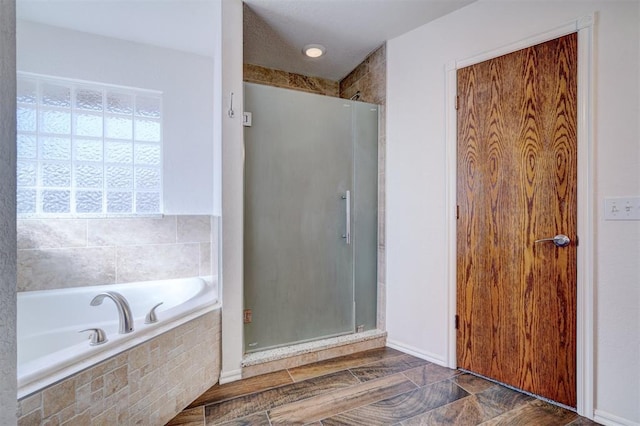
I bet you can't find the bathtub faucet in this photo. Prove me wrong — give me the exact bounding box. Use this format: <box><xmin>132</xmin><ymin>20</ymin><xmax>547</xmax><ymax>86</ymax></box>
<box><xmin>90</xmin><ymin>291</ymin><xmax>134</xmax><ymax>334</ymax></box>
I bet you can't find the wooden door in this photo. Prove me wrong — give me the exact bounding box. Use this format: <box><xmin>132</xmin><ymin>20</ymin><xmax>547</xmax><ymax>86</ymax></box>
<box><xmin>456</xmin><ymin>34</ymin><xmax>578</xmax><ymax>407</ymax></box>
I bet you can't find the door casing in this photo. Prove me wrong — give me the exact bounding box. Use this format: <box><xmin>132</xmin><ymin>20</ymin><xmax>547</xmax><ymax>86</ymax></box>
<box><xmin>444</xmin><ymin>15</ymin><xmax>595</xmax><ymax>418</ymax></box>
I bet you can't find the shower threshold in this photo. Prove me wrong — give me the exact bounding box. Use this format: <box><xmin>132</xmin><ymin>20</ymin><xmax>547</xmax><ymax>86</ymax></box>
<box><xmin>242</xmin><ymin>329</ymin><xmax>386</xmax><ymax>369</ymax></box>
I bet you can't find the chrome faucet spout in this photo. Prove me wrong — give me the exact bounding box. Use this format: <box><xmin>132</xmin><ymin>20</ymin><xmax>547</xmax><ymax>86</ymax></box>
<box><xmin>90</xmin><ymin>291</ymin><xmax>134</xmax><ymax>334</ymax></box>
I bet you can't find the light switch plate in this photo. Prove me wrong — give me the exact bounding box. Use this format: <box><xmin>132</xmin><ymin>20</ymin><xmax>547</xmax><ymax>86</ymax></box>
<box><xmin>604</xmin><ymin>197</ymin><xmax>640</xmax><ymax>220</ymax></box>
<box><xmin>243</xmin><ymin>112</ymin><xmax>252</xmax><ymax>127</ymax></box>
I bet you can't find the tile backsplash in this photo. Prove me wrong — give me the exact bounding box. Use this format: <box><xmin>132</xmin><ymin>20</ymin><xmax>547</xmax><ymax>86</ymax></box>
<box><xmin>17</xmin><ymin>215</ymin><xmax>219</xmax><ymax>292</ymax></box>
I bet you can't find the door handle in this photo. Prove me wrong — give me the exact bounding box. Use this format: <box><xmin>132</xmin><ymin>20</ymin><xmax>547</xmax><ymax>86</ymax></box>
<box><xmin>341</xmin><ymin>190</ymin><xmax>351</xmax><ymax>245</ymax></box>
<box><xmin>534</xmin><ymin>234</ymin><xmax>570</xmax><ymax>247</ymax></box>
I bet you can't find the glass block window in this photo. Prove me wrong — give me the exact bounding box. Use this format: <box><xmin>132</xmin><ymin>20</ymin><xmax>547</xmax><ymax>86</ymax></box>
<box><xmin>16</xmin><ymin>73</ymin><xmax>163</xmax><ymax>216</ymax></box>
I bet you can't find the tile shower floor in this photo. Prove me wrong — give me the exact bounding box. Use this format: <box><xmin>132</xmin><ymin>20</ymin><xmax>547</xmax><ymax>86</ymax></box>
<box><xmin>167</xmin><ymin>347</ymin><xmax>600</xmax><ymax>425</ymax></box>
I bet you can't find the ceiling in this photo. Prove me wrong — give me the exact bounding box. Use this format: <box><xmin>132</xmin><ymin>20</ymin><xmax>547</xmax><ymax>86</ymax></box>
<box><xmin>16</xmin><ymin>0</ymin><xmax>220</xmax><ymax>57</ymax></box>
<box><xmin>17</xmin><ymin>0</ymin><xmax>476</xmax><ymax>82</ymax></box>
<box><xmin>244</xmin><ymin>0</ymin><xmax>475</xmax><ymax>81</ymax></box>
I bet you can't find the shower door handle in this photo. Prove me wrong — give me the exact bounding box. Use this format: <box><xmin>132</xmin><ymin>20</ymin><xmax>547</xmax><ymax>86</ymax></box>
<box><xmin>342</xmin><ymin>190</ymin><xmax>351</xmax><ymax>245</ymax></box>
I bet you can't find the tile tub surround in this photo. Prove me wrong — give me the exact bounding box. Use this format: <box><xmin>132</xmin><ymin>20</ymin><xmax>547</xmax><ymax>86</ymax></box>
<box><xmin>17</xmin><ymin>215</ymin><xmax>219</xmax><ymax>292</ymax></box>
<box><xmin>17</xmin><ymin>309</ymin><xmax>221</xmax><ymax>425</ymax></box>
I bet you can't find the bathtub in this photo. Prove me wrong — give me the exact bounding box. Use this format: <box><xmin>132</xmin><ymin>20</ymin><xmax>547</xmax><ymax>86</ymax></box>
<box><xmin>17</xmin><ymin>276</ymin><xmax>219</xmax><ymax>398</ymax></box>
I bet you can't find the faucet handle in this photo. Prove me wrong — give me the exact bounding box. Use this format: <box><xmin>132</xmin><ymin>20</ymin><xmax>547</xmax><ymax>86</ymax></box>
<box><xmin>79</xmin><ymin>328</ymin><xmax>108</xmax><ymax>346</ymax></box>
<box><xmin>145</xmin><ymin>302</ymin><xmax>164</xmax><ymax>324</ymax></box>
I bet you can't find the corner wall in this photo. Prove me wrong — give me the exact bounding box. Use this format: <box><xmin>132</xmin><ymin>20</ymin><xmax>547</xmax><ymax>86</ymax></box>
<box><xmin>0</xmin><ymin>1</ymin><xmax>17</xmax><ymax>423</ymax></box>
<box><xmin>386</xmin><ymin>1</ymin><xmax>639</xmax><ymax>423</ymax></box>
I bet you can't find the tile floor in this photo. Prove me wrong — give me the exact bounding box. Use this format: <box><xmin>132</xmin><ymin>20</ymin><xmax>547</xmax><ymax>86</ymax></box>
<box><xmin>167</xmin><ymin>347</ymin><xmax>600</xmax><ymax>425</ymax></box>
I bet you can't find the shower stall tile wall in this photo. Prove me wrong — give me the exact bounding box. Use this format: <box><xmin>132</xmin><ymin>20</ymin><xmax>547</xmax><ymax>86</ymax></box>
<box><xmin>17</xmin><ymin>215</ymin><xmax>218</xmax><ymax>292</ymax></box>
<box><xmin>339</xmin><ymin>44</ymin><xmax>386</xmax><ymax>106</ymax></box>
<box><xmin>243</xmin><ymin>63</ymin><xmax>340</xmax><ymax>97</ymax></box>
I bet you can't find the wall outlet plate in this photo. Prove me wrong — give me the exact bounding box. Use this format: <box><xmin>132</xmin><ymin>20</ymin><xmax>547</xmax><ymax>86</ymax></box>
<box><xmin>604</xmin><ymin>197</ymin><xmax>640</xmax><ymax>220</ymax></box>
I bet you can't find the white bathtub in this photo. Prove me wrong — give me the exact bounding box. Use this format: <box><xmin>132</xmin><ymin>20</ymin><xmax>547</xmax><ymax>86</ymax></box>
<box><xmin>17</xmin><ymin>276</ymin><xmax>219</xmax><ymax>398</ymax></box>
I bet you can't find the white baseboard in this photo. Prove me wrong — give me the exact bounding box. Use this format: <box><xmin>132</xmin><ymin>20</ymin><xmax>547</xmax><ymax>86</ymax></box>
<box><xmin>594</xmin><ymin>410</ymin><xmax>640</xmax><ymax>426</ymax></box>
<box><xmin>218</xmin><ymin>368</ymin><xmax>242</xmax><ymax>385</ymax></box>
<box><xmin>386</xmin><ymin>339</ymin><xmax>447</xmax><ymax>366</ymax></box>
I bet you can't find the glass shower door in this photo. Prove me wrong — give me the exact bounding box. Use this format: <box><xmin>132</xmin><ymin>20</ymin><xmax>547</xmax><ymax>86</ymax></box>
<box><xmin>244</xmin><ymin>83</ymin><xmax>354</xmax><ymax>352</ymax></box>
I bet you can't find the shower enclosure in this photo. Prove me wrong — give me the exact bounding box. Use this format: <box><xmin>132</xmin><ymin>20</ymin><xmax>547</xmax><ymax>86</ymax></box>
<box><xmin>244</xmin><ymin>83</ymin><xmax>378</xmax><ymax>353</ymax></box>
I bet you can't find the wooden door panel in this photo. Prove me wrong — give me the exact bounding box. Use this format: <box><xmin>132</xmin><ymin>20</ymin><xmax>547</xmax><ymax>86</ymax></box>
<box><xmin>456</xmin><ymin>34</ymin><xmax>577</xmax><ymax>407</ymax></box>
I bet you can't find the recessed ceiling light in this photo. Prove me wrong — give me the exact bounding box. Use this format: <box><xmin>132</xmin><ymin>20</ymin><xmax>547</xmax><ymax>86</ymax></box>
<box><xmin>303</xmin><ymin>44</ymin><xmax>326</xmax><ymax>58</ymax></box>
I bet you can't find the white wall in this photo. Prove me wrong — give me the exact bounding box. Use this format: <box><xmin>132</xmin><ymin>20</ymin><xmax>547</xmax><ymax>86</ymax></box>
<box><xmin>17</xmin><ymin>21</ymin><xmax>215</xmax><ymax>214</ymax></box>
<box><xmin>219</xmin><ymin>0</ymin><xmax>245</xmax><ymax>384</ymax></box>
<box><xmin>386</xmin><ymin>0</ymin><xmax>639</xmax><ymax>424</ymax></box>
<box><xmin>0</xmin><ymin>1</ymin><xmax>17</xmax><ymax>423</ymax></box>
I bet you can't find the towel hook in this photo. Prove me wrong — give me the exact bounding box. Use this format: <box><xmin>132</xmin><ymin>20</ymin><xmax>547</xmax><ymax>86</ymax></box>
<box><xmin>228</xmin><ymin>92</ymin><xmax>235</xmax><ymax>118</ymax></box>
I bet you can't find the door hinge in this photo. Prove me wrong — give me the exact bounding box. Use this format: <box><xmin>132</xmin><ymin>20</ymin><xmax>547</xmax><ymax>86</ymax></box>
<box><xmin>243</xmin><ymin>309</ymin><xmax>252</xmax><ymax>324</ymax></box>
<box><xmin>455</xmin><ymin>314</ymin><xmax>459</xmax><ymax>330</ymax></box>
<box><xmin>455</xmin><ymin>95</ymin><xmax>460</xmax><ymax>110</ymax></box>
<box><xmin>456</xmin><ymin>205</ymin><xmax>459</xmax><ymax>219</ymax></box>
